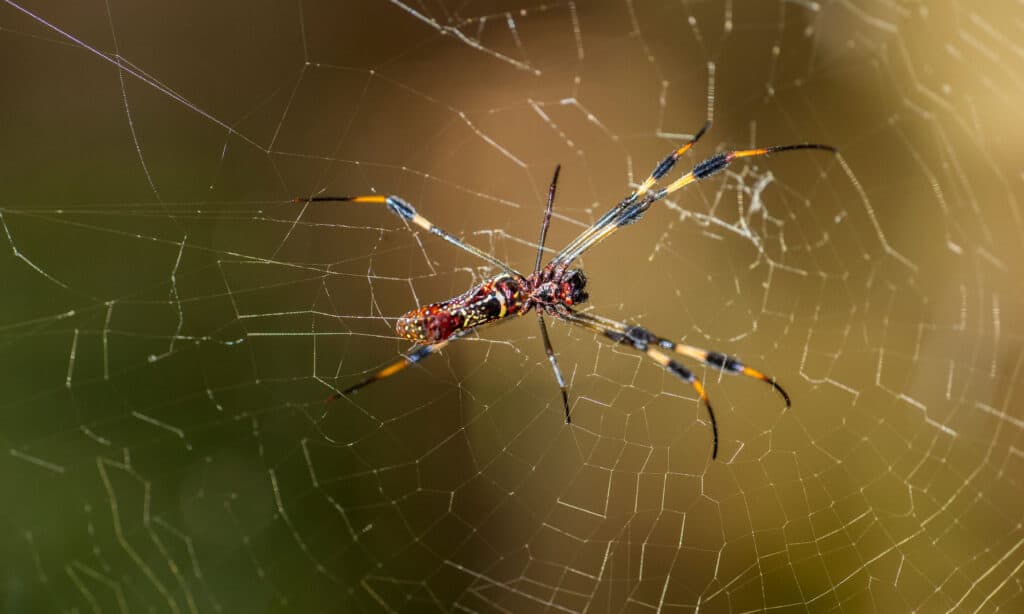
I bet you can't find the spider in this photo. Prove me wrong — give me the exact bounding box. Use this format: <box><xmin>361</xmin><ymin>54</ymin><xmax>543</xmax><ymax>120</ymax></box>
<box><xmin>299</xmin><ymin>123</ymin><xmax>834</xmax><ymax>459</ymax></box>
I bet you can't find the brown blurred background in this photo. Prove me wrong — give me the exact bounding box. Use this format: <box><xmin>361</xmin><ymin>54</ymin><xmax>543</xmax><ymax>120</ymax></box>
<box><xmin>1</xmin><ymin>1</ymin><xmax>1022</xmax><ymax>612</ymax></box>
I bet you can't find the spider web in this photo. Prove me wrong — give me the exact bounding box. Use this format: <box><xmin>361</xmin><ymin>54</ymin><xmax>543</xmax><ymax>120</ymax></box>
<box><xmin>2</xmin><ymin>1</ymin><xmax>1022</xmax><ymax>612</ymax></box>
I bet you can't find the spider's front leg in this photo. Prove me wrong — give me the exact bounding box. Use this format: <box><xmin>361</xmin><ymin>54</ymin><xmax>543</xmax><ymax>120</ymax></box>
<box><xmin>553</xmin><ymin>134</ymin><xmax>835</xmax><ymax>267</ymax></box>
<box><xmin>552</xmin><ymin>121</ymin><xmax>711</xmax><ymax>264</ymax></box>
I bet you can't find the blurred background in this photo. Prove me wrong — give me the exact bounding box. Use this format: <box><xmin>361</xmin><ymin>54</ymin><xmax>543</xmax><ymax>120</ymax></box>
<box><xmin>1</xmin><ymin>1</ymin><xmax>1022</xmax><ymax>612</ymax></box>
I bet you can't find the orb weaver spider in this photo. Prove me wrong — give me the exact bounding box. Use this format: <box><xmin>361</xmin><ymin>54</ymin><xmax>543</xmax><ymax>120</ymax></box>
<box><xmin>299</xmin><ymin>122</ymin><xmax>834</xmax><ymax>459</ymax></box>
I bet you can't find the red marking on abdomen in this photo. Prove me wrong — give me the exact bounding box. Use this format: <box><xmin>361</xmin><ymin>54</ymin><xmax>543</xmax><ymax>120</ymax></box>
<box><xmin>396</xmin><ymin>305</ymin><xmax>461</xmax><ymax>344</ymax></box>
<box><xmin>394</xmin><ymin>274</ymin><xmax>525</xmax><ymax>344</ymax></box>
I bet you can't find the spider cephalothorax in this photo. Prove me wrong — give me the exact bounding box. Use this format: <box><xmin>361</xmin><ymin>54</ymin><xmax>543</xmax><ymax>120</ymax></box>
<box><xmin>524</xmin><ymin>266</ymin><xmax>589</xmax><ymax>314</ymax></box>
<box><xmin>303</xmin><ymin>122</ymin><xmax>834</xmax><ymax>459</ymax></box>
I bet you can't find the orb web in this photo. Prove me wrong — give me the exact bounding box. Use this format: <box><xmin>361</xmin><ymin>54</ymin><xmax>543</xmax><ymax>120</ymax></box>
<box><xmin>1</xmin><ymin>1</ymin><xmax>1022</xmax><ymax>612</ymax></box>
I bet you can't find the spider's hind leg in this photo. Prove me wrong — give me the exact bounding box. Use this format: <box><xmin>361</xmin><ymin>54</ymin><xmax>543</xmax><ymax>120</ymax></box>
<box><xmin>296</xmin><ymin>194</ymin><xmax>513</xmax><ymax>273</ymax></box>
<box><xmin>604</xmin><ymin>325</ymin><xmax>719</xmax><ymax>458</ymax></box>
<box><xmin>607</xmin><ymin>323</ymin><xmax>791</xmax><ymax>407</ymax></box>
<box><xmin>563</xmin><ymin>313</ymin><xmax>720</xmax><ymax>459</ymax></box>
<box><xmin>327</xmin><ymin>329</ymin><xmax>474</xmax><ymax>403</ymax></box>
<box><xmin>644</xmin><ymin>330</ymin><xmax>792</xmax><ymax>408</ymax></box>
<box><xmin>562</xmin><ymin>311</ymin><xmax>793</xmax><ymax>461</ymax></box>
<box><xmin>327</xmin><ymin>343</ymin><xmax>436</xmax><ymax>402</ymax></box>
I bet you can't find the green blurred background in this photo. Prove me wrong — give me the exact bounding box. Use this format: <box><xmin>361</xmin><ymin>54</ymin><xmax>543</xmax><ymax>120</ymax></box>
<box><xmin>2</xmin><ymin>1</ymin><xmax>1022</xmax><ymax>612</ymax></box>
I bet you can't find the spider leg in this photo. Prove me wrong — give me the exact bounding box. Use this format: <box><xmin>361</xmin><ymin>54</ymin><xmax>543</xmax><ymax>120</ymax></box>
<box><xmin>534</xmin><ymin>164</ymin><xmax>561</xmax><ymax>275</ymax></box>
<box><xmin>571</xmin><ymin>311</ymin><xmax>790</xmax><ymax>406</ymax></box>
<box><xmin>561</xmin><ymin>311</ymin><xmax>719</xmax><ymax>459</ymax></box>
<box><xmin>537</xmin><ymin>313</ymin><xmax>571</xmax><ymax>423</ymax></box>
<box><xmin>327</xmin><ymin>329</ymin><xmax>474</xmax><ymax>403</ymax></box>
<box><xmin>553</xmin><ymin>121</ymin><xmax>710</xmax><ymax>264</ymax></box>
<box><xmin>661</xmin><ymin>340</ymin><xmax>791</xmax><ymax>407</ymax></box>
<box><xmin>296</xmin><ymin>194</ymin><xmax>514</xmax><ymax>273</ymax></box>
<box><xmin>554</xmin><ymin>141</ymin><xmax>836</xmax><ymax>266</ymax></box>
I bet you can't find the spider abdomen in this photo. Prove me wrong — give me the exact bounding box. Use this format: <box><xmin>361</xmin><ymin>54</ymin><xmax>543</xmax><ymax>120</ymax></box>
<box><xmin>395</xmin><ymin>273</ymin><xmax>526</xmax><ymax>344</ymax></box>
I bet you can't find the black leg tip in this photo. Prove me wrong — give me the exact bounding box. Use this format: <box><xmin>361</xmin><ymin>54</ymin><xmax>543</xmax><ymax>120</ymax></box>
<box><xmin>693</xmin><ymin>120</ymin><xmax>711</xmax><ymax>142</ymax></box>
<box><xmin>771</xmin><ymin>381</ymin><xmax>792</xmax><ymax>408</ymax></box>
